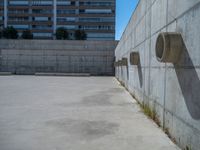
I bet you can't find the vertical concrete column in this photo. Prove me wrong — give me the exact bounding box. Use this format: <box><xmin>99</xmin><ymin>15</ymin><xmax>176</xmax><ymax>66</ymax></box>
<box><xmin>4</xmin><ymin>0</ymin><xmax>7</xmax><ymax>28</ymax></box>
<box><xmin>53</xmin><ymin>0</ymin><xmax>57</xmax><ymax>38</ymax></box>
<box><xmin>75</xmin><ymin>1</ymin><xmax>79</xmax><ymax>29</ymax></box>
<box><xmin>28</xmin><ymin>0</ymin><xmax>32</xmax><ymax>30</ymax></box>
<box><xmin>76</xmin><ymin>1</ymin><xmax>79</xmax><ymax>13</ymax></box>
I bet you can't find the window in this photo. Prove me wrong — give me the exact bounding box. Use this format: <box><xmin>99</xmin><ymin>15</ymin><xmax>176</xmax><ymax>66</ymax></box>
<box><xmin>80</xmin><ymin>9</ymin><xmax>112</xmax><ymax>14</ymax></box>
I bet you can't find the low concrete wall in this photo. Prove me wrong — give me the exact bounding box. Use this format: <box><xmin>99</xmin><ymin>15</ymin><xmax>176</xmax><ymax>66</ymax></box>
<box><xmin>0</xmin><ymin>40</ymin><xmax>118</xmax><ymax>75</ymax></box>
<box><xmin>115</xmin><ymin>0</ymin><xmax>200</xmax><ymax>149</ymax></box>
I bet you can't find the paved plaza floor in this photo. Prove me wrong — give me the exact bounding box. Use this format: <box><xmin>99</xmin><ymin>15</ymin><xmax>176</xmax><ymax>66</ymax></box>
<box><xmin>0</xmin><ymin>76</ymin><xmax>180</xmax><ymax>150</ymax></box>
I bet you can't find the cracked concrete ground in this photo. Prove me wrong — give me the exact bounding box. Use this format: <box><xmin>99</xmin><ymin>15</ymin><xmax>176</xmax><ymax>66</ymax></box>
<box><xmin>0</xmin><ymin>76</ymin><xmax>180</xmax><ymax>150</ymax></box>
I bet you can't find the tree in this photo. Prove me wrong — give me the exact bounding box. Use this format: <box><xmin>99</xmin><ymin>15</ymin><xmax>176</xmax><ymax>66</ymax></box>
<box><xmin>21</xmin><ymin>30</ymin><xmax>33</xmax><ymax>39</ymax></box>
<box><xmin>3</xmin><ymin>26</ymin><xmax>18</xmax><ymax>39</ymax></box>
<box><xmin>56</xmin><ymin>27</ymin><xmax>69</xmax><ymax>40</ymax></box>
<box><xmin>74</xmin><ymin>30</ymin><xmax>87</xmax><ymax>40</ymax></box>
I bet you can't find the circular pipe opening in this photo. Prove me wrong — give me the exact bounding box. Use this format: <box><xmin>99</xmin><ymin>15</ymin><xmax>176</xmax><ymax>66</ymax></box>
<box><xmin>155</xmin><ymin>32</ymin><xmax>183</xmax><ymax>63</ymax></box>
<box><xmin>156</xmin><ymin>33</ymin><xmax>165</xmax><ymax>61</ymax></box>
<box><xmin>118</xmin><ymin>60</ymin><xmax>122</xmax><ymax>66</ymax></box>
<box><xmin>130</xmin><ymin>52</ymin><xmax>139</xmax><ymax>65</ymax></box>
<box><xmin>114</xmin><ymin>62</ymin><xmax>118</xmax><ymax>67</ymax></box>
<box><xmin>122</xmin><ymin>58</ymin><xmax>128</xmax><ymax>66</ymax></box>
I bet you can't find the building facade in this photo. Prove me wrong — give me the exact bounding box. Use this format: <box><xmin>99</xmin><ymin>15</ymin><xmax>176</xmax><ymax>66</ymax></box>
<box><xmin>0</xmin><ymin>0</ymin><xmax>115</xmax><ymax>40</ymax></box>
<box><xmin>115</xmin><ymin>0</ymin><xmax>200</xmax><ymax>150</ymax></box>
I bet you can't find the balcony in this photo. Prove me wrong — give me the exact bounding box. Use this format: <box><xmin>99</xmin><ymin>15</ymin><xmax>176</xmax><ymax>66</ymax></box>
<box><xmin>57</xmin><ymin>10</ymin><xmax>76</xmax><ymax>15</ymax></box>
<box><xmin>8</xmin><ymin>1</ymin><xmax>29</xmax><ymax>6</ymax></box>
<box><xmin>31</xmin><ymin>1</ymin><xmax>53</xmax><ymax>6</ymax></box>
<box><xmin>79</xmin><ymin>2</ymin><xmax>115</xmax><ymax>7</ymax></box>
<box><xmin>79</xmin><ymin>9</ymin><xmax>114</xmax><ymax>16</ymax></box>
<box><xmin>31</xmin><ymin>21</ymin><xmax>53</xmax><ymax>25</ymax></box>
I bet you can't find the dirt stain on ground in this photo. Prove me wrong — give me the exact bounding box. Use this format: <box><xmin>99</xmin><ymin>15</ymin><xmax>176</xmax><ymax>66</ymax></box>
<box><xmin>45</xmin><ymin>118</ymin><xmax>119</xmax><ymax>141</ymax></box>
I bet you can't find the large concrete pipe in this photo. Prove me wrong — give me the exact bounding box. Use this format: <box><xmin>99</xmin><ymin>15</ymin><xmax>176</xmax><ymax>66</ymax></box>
<box><xmin>114</xmin><ymin>61</ymin><xmax>119</xmax><ymax>67</ymax></box>
<box><xmin>155</xmin><ymin>32</ymin><xmax>183</xmax><ymax>63</ymax></box>
<box><xmin>121</xmin><ymin>58</ymin><xmax>128</xmax><ymax>66</ymax></box>
<box><xmin>130</xmin><ymin>52</ymin><xmax>140</xmax><ymax>65</ymax></box>
<box><xmin>118</xmin><ymin>60</ymin><xmax>122</xmax><ymax>66</ymax></box>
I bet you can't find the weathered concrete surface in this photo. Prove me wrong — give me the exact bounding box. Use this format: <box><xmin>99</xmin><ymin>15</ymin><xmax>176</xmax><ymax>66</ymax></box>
<box><xmin>115</xmin><ymin>0</ymin><xmax>200</xmax><ymax>149</ymax></box>
<box><xmin>0</xmin><ymin>76</ymin><xmax>179</xmax><ymax>150</ymax></box>
<box><xmin>0</xmin><ymin>40</ymin><xmax>118</xmax><ymax>75</ymax></box>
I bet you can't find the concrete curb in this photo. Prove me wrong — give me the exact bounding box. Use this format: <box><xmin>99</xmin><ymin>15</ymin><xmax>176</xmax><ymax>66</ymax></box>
<box><xmin>0</xmin><ymin>72</ymin><xmax>12</xmax><ymax>75</ymax></box>
<box><xmin>35</xmin><ymin>72</ymin><xmax>90</xmax><ymax>77</ymax></box>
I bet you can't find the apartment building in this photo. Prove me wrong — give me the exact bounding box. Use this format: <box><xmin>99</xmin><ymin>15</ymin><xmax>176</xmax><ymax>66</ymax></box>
<box><xmin>1</xmin><ymin>0</ymin><xmax>115</xmax><ymax>40</ymax></box>
<box><xmin>0</xmin><ymin>1</ymin><xmax>3</xmax><ymax>28</ymax></box>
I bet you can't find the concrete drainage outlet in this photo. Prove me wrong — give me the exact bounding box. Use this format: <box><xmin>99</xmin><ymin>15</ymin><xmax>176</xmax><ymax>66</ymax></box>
<box><xmin>118</xmin><ymin>60</ymin><xmax>122</xmax><ymax>66</ymax></box>
<box><xmin>121</xmin><ymin>58</ymin><xmax>128</xmax><ymax>66</ymax></box>
<box><xmin>155</xmin><ymin>32</ymin><xmax>183</xmax><ymax>63</ymax></box>
<box><xmin>130</xmin><ymin>52</ymin><xmax>140</xmax><ymax>65</ymax></box>
<box><xmin>114</xmin><ymin>61</ymin><xmax>119</xmax><ymax>67</ymax></box>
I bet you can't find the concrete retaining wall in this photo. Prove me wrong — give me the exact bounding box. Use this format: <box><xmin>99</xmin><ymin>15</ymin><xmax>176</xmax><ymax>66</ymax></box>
<box><xmin>115</xmin><ymin>0</ymin><xmax>200</xmax><ymax>149</ymax></box>
<box><xmin>0</xmin><ymin>40</ymin><xmax>118</xmax><ymax>75</ymax></box>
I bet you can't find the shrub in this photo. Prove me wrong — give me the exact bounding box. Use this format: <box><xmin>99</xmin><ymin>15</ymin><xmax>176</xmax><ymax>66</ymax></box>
<box><xmin>2</xmin><ymin>26</ymin><xmax>18</xmax><ymax>39</ymax></box>
<box><xmin>74</xmin><ymin>30</ymin><xmax>87</xmax><ymax>40</ymax></box>
<box><xmin>21</xmin><ymin>30</ymin><xmax>33</xmax><ymax>39</ymax></box>
<box><xmin>56</xmin><ymin>27</ymin><xmax>69</xmax><ymax>40</ymax></box>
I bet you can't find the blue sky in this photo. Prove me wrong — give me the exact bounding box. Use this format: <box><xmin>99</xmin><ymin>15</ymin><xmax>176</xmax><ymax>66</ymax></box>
<box><xmin>116</xmin><ymin>0</ymin><xmax>139</xmax><ymax>40</ymax></box>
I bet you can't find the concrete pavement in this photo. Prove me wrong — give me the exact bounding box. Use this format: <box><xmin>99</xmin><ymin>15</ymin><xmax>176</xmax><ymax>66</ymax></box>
<box><xmin>0</xmin><ymin>76</ymin><xmax>180</xmax><ymax>150</ymax></box>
